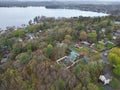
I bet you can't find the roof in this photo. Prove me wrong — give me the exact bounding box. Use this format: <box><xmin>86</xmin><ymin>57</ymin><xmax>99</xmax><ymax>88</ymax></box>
<box><xmin>84</xmin><ymin>56</ymin><xmax>89</xmax><ymax>62</ymax></box>
<box><xmin>104</xmin><ymin>73</ymin><xmax>111</xmax><ymax>80</ymax></box>
<box><xmin>99</xmin><ymin>74</ymin><xmax>112</xmax><ymax>85</ymax></box>
<box><xmin>70</xmin><ymin>51</ymin><xmax>79</xmax><ymax>58</ymax></box>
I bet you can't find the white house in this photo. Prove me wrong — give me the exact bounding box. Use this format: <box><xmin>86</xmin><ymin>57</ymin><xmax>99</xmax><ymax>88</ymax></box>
<box><xmin>99</xmin><ymin>74</ymin><xmax>112</xmax><ymax>85</ymax></box>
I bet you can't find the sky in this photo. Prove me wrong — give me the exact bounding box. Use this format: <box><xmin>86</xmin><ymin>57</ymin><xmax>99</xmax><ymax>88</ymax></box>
<box><xmin>23</xmin><ymin>0</ymin><xmax>119</xmax><ymax>1</ymax></box>
<box><xmin>27</xmin><ymin>0</ymin><xmax>118</xmax><ymax>1</ymax></box>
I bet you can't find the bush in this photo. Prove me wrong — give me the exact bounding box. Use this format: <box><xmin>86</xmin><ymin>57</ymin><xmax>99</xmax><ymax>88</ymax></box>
<box><xmin>87</xmin><ymin>83</ymin><xmax>99</xmax><ymax>90</ymax></box>
<box><xmin>58</xmin><ymin>79</ymin><xmax>66</xmax><ymax>90</ymax></box>
<box><xmin>10</xmin><ymin>43</ymin><xmax>23</xmax><ymax>59</ymax></box>
<box><xmin>105</xmin><ymin>43</ymin><xmax>114</xmax><ymax>49</ymax></box>
<box><xmin>44</xmin><ymin>44</ymin><xmax>54</xmax><ymax>58</ymax></box>
<box><xmin>19</xmin><ymin>53</ymin><xmax>31</xmax><ymax>64</ymax></box>
<box><xmin>96</xmin><ymin>43</ymin><xmax>105</xmax><ymax>51</ymax></box>
<box><xmin>11</xmin><ymin>29</ymin><xmax>25</xmax><ymax>38</ymax></box>
<box><xmin>113</xmin><ymin>65</ymin><xmax>120</xmax><ymax>76</ymax></box>
<box><xmin>26</xmin><ymin>24</ymin><xmax>41</xmax><ymax>33</ymax></box>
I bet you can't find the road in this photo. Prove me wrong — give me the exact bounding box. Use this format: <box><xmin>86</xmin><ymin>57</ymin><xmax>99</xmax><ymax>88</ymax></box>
<box><xmin>102</xmin><ymin>50</ymin><xmax>113</xmax><ymax>90</ymax></box>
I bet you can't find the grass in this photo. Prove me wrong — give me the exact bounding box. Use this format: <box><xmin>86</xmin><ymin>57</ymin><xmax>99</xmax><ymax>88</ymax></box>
<box><xmin>95</xmin><ymin>43</ymin><xmax>105</xmax><ymax>51</ymax></box>
<box><xmin>105</xmin><ymin>43</ymin><xmax>115</xmax><ymax>49</ymax></box>
<box><xmin>97</xmin><ymin>84</ymin><xmax>105</xmax><ymax>90</ymax></box>
<box><xmin>71</xmin><ymin>45</ymin><xmax>89</xmax><ymax>54</ymax></box>
<box><xmin>109</xmin><ymin>77</ymin><xmax>120</xmax><ymax>90</ymax></box>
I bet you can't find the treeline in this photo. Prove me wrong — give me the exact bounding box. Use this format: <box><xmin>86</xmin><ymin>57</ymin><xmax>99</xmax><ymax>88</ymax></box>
<box><xmin>1</xmin><ymin>1</ymin><xmax>120</xmax><ymax>15</ymax></box>
<box><xmin>0</xmin><ymin>1</ymin><xmax>61</xmax><ymax>7</ymax></box>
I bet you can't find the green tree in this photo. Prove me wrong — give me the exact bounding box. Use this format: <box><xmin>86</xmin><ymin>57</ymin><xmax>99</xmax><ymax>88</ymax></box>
<box><xmin>13</xmin><ymin>43</ymin><xmax>22</xmax><ymax>56</ymax></box>
<box><xmin>88</xmin><ymin>32</ymin><xmax>97</xmax><ymax>42</ymax></box>
<box><xmin>58</xmin><ymin>79</ymin><xmax>66</xmax><ymax>90</ymax></box>
<box><xmin>45</xmin><ymin>44</ymin><xmax>54</xmax><ymax>58</ymax></box>
<box><xmin>79</xmin><ymin>31</ymin><xmax>87</xmax><ymax>41</ymax></box>
<box><xmin>19</xmin><ymin>52</ymin><xmax>31</xmax><ymax>64</ymax></box>
<box><xmin>87</xmin><ymin>83</ymin><xmax>99</xmax><ymax>90</ymax></box>
<box><xmin>113</xmin><ymin>65</ymin><xmax>120</xmax><ymax>76</ymax></box>
<box><xmin>11</xmin><ymin>29</ymin><xmax>25</xmax><ymax>38</ymax></box>
<box><xmin>108</xmin><ymin>47</ymin><xmax>120</xmax><ymax>76</ymax></box>
<box><xmin>65</xmin><ymin>35</ymin><xmax>72</xmax><ymax>41</ymax></box>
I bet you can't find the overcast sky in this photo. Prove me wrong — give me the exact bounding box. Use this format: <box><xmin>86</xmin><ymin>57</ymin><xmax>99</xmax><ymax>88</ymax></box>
<box><xmin>2</xmin><ymin>0</ymin><xmax>119</xmax><ymax>1</ymax></box>
<box><xmin>16</xmin><ymin>0</ymin><xmax>120</xmax><ymax>1</ymax></box>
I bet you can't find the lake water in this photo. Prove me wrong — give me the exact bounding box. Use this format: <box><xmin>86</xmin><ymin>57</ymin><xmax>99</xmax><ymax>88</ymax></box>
<box><xmin>0</xmin><ymin>7</ymin><xmax>109</xmax><ymax>30</ymax></box>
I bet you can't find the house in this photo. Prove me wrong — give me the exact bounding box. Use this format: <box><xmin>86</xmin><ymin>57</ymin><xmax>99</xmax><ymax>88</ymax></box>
<box><xmin>105</xmin><ymin>41</ymin><xmax>114</xmax><ymax>45</ymax></box>
<box><xmin>56</xmin><ymin>51</ymin><xmax>80</xmax><ymax>69</ymax></box>
<box><xmin>114</xmin><ymin>21</ymin><xmax>120</xmax><ymax>25</ymax></box>
<box><xmin>69</xmin><ymin>51</ymin><xmax>79</xmax><ymax>62</ymax></box>
<box><xmin>90</xmin><ymin>43</ymin><xmax>95</xmax><ymax>48</ymax></box>
<box><xmin>99</xmin><ymin>74</ymin><xmax>112</xmax><ymax>85</ymax></box>
<box><xmin>25</xmin><ymin>33</ymin><xmax>35</xmax><ymax>40</ymax></box>
<box><xmin>75</xmin><ymin>43</ymin><xmax>83</xmax><ymax>49</ymax></box>
<box><xmin>81</xmin><ymin>41</ymin><xmax>90</xmax><ymax>46</ymax></box>
<box><xmin>114</xmin><ymin>30</ymin><xmax>120</xmax><ymax>36</ymax></box>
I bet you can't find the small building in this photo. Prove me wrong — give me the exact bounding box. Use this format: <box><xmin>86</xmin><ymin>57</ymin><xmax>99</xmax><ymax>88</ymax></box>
<box><xmin>81</xmin><ymin>41</ymin><xmax>90</xmax><ymax>46</ymax></box>
<box><xmin>75</xmin><ymin>43</ymin><xmax>83</xmax><ymax>49</ymax></box>
<box><xmin>114</xmin><ymin>21</ymin><xmax>120</xmax><ymax>25</ymax></box>
<box><xmin>99</xmin><ymin>74</ymin><xmax>112</xmax><ymax>85</ymax></box>
<box><xmin>39</xmin><ymin>30</ymin><xmax>42</xmax><ymax>33</ymax></box>
<box><xmin>25</xmin><ymin>33</ymin><xmax>35</xmax><ymax>40</ymax></box>
<box><xmin>113</xmin><ymin>36</ymin><xmax>117</xmax><ymax>40</ymax></box>
<box><xmin>105</xmin><ymin>41</ymin><xmax>114</xmax><ymax>45</ymax></box>
<box><xmin>101</xmin><ymin>28</ymin><xmax>106</xmax><ymax>32</ymax></box>
<box><xmin>114</xmin><ymin>30</ymin><xmax>120</xmax><ymax>36</ymax></box>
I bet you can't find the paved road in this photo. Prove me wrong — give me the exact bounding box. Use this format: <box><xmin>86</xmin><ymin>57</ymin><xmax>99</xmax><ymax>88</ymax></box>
<box><xmin>102</xmin><ymin>50</ymin><xmax>113</xmax><ymax>90</ymax></box>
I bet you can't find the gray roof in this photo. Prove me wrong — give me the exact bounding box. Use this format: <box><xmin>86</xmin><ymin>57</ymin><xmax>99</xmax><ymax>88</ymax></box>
<box><xmin>104</xmin><ymin>73</ymin><xmax>111</xmax><ymax>80</ymax></box>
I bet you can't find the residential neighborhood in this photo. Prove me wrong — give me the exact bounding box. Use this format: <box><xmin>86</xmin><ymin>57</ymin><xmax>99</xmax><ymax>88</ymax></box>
<box><xmin>0</xmin><ymin>15</ymin><xmax>120</xmax><ymax>90</ymax></box>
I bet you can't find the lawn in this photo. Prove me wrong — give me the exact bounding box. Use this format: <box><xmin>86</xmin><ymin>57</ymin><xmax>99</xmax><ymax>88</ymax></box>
<box><xmin>109</xmin><ymin>77</ymin><xmax>120</xmax><ymax>90</ymax></box>
<box><xmin>95</xmin><ymin>43</ymin><xmax>106</xmax><ymax>52</ymax></box>
<box><xmin>71</xmin><ymin>45</ymin><xmax>89</xmax><ymax>55</ymax></box>
<box><xmin>97</xmin><ymin>84</ymin><xmax>105</xmax><ymax>90</ymax></box>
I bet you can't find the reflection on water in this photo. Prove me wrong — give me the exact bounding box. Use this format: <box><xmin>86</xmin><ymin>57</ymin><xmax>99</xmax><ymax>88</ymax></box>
<box><xmin>0</xmin><ymin>7</ymin><xmax>109</xmax><ymax>30</ymax></box>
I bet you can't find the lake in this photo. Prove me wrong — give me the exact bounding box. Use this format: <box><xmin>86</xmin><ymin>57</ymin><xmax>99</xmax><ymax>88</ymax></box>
<box><xmin>0</xmin><ymin>7</ymin><xmax>109</xmax><ymax>30</ymax></box>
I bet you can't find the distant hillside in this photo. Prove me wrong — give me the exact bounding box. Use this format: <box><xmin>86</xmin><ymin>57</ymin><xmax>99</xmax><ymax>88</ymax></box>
<box><xmin>0</xmin><ymin>0</ymin><xmax>120</xmax><ymax>5</ymax></box>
